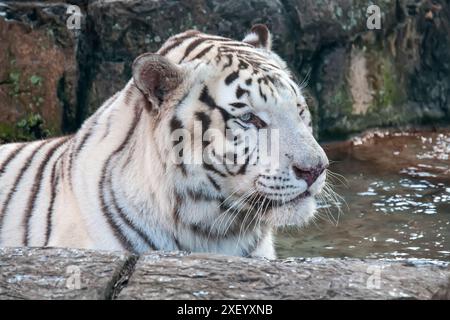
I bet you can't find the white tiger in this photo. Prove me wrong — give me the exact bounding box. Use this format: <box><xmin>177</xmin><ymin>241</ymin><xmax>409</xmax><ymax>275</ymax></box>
<box><xmin>0</xmin><ymin>25</ymin><xmax>328</xmax><ymax>259</ymax></box>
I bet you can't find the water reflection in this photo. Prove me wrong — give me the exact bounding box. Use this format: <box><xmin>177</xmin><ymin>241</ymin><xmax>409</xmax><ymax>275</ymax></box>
<box><xmin>276</xmin><ymin>130</ymin><xmax>450</xmax><ymax>260</ymax></box>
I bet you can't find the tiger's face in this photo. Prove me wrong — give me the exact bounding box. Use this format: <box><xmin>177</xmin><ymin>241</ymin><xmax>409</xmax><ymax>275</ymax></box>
<box><xmin>133</xmin><ymin>25</ymin><xmax>328</xmax><ymax>231</ymax></box>
<box><xmin>203</xmin><ymin>63</ymin><xmax>329</xmax><ymax>227</ymax></box>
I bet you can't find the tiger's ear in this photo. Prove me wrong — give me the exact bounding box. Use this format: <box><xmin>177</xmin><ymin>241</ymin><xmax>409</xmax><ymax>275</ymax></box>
<box><xmin>132</xmin><ymin>53</ymin><xmax>184</xmax><ymax>106</ymax></box>
<box><xmin>242</xmin><ymin>24</ymin><xmax>272</xmax><ymax>50</ymax></box>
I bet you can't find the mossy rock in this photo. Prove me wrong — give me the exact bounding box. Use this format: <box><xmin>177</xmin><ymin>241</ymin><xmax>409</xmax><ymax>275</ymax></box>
<box><xmin>0</xmin><ymin>113</ymin><xmax>52</xmax><ymax>143</ymax></box>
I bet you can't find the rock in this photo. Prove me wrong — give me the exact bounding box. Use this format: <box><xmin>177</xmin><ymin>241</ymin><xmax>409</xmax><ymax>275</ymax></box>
<box><xmin>83</xmin><ymin>0</ymin><xmax>292</xmax><ymax>119</ymax></box>
<box><xmin>57</xmin><ymin>0</ymin><xmax>450</xmax><ymax>139</ymax></box>
<box><xmin>0</xmin><ymin>1</ymin><xmax>84</xmax><ymax>142</ymax></box>
<box><xmin>0</xmin><ymin>0</ymin><xmax>449</xmax><ymax>141</ymax></box>
<box><xmin>0</xmin><ymin>248</ymin><xmax>449</xmax><ymax>300</ymax></box>
<box><xmin>118</xmin><ymin>252</ymin><xmax>450</xmax><ymax>300</ymax></box>
<box><xmin>0</xmin><ymin>247</ymin><xmax>132</xmax><ymax>300</ymax></box>
<box><xmin>85</xmin><ymin>61</ymin><xmax>127</xmax><ymax>116</ymax></box>
<box><xmin>433</xmin><ymin>278</ymin><xmax>450</xmax><ymax>299</ymax></box>
<box><xmin>288</xmin><ymin>0</ymin><xmax>450</xmax><ymax>138</ymax></box>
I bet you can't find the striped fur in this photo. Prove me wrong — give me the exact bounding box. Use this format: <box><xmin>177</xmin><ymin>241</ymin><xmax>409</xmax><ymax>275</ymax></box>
<box><xmin>0</xmin><ymin>26</ymin><xmax>328</xmax><ymax>259</ymax></box>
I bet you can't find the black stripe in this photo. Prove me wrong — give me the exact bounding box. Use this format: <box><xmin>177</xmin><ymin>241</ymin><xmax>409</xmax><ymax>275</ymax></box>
<box><xmin>107</xmin><ymin>175</ymin><xmax>158</xmax><ymax>250</ymax></box>
<box><xmin>203</xmin><ymin>162</ymin><xmax>227</xmax><ymax>177</ymax></box>
<box><xmin>191</xmin><ymin>44</ymin><xmax>214</xmax><ymax>60</ymax></box>
<box><xmin>237</xmin><ymin>154</ymin><xmax>251</xmax><ymax>175</ymax></box>
<box><xmin>44</xmin><ymin>152</ymin><xmax>64</xmax><ymax>246</ymax></box>
<box><xmin>74</xmin><ymin>93</ymin><xmax>118</xmax><ymax>156</ymax></box>
<box><xmin>259</xmin><ymin>86</ymin><xmax>267</xmax><ymax>102</ymax></box>
<box><xmin>187</xmin><ymin>189</ymin><xmax>221</xmax><ymax>202</ymax></box>
<box><xmin>195</xmin><ymin>111</ymin><xmax>211</xmax><ymax>140</ymax></box>
<box><xmin>179</xmin><ymin>163</ymin><xmax>187</xmax><ymax>176</ymax></box>
<box><xmin>266</xmin><ymin>75</ymin><xmax>276</xmax><ymax>84</ymax></box>
<box><xmin>67</xmin><ymin>134</ymin><xmax>84</xmax><ymax>185</ymax></box>
<box><xmin>0</xmin><ymin>143</ymin><xmax>28</xmax><ymax>178</ymax></box>
<box><xmin>188</xmin><ymin>212</ymin><xmax>244</xmax><ymax>240</ymax></box>
<box><xmin>222</xmin><ymin>54</ymin><xmax>233</xmax><ymax>70</ymax></box>
<box><xmin>229</xmin><ymin>102</ymin><xmax>247</xmax><ymax>109</ymax></box>
<box><xmin>99</xmin><ymin>183</ymin><xmax>135</xmax><ymax>252</ymax></box>
<box><xmin>158</xmin><ymin>31</ymin><xmax>201</xmax><ymax>56</ymax></box>
<box><xmin>23</xmin><ymin>138</ymin><xmax>69</xmax><ymax>245</ymax></box>
<box><xmin>236</xmin><ymin>86</ymin><xmax>250</xmax><ymax>99</ymax></box>
<box><xmin>0</xmin><ymin>141</ymin><xmax>48</xmax><ymax>239</ymax></box>
<box><xmin>224</xmin><ymin>71</ymin><xmax>240</xmax><ymax>85</ymax></box>
<box><xmin>238</xmin><ymin>60</ymin><xmax>249</xmax><ymax>69</ymax></box>
<box><xmin>206</xmin><ymin>174</ymin><xmax>221</xmax><ymax>192</ymax></box>
<box><xmin>173</xmin><ymin>235</ymin><xmax>183</xmax><ymax>251</ymax></box>
<box><xmin>289</xmin><ymin>83</ymin><xmax>298</xmax><ymax>95</ymax></box>
<box><xmin>199</xmin><ymin>85</ymin><xmax>219</xmax><ymax>109</ymax></box>
<box><xmin>189</xmin><ymin>222</ymin><xmax>216</xmax><ymax>239</ymax></box>
<box><xmin>224</xmin><ymin>152</ymin><xmax>238</xmax><ymax>175</ymax></box>
<box><xmin>173</xmin><ymin>192</ymin><xmax>182</xmax><ymax>226</ymax></box>
<box><xmin>199</xmin><ymin>86</ymin><xmax>232</xmax><ymax>122</ymax></box>
<box><xmin>219</xmin><ymin>41</ymin><xmax>253</xmax><ymax>48</ymax></box>
<box><xmin>124</xmin><ymin>86</ymin><xmax>137</xmax><ymax>105</ymax></box>
<box><xmin>98</xmin><ymin>106</ymin><xmax>143</xmax><ymax>252</ymax></box>
<box><xmin>218</xmin><ymin>47</ymin><xmax>268</xmax><ymax>60</ymax></box>
<box><xmin>170</xmin><ymin>116</ymin><xmax>183</xmax><ymax>133</ymax></box>
<box><xmin>209</xmin><ymin>36</ymin><xmax>234</xmax><ymax>42</ymax></box>
<box><xmin>180</xmin><ymin>37</ymin><xmax>211</xmax><ymax>62</ymax></box>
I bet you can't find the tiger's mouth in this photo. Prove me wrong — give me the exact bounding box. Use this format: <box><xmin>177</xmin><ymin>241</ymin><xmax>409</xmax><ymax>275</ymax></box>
<box><xmin>247</xmin><ymin>190</ymin><xmax>311</xmax><ymax>209</ymax></box>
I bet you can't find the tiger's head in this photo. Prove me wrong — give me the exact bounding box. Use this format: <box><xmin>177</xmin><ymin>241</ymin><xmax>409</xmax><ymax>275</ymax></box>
<box><xmin>131</xmin><ymin>25</ymin><xmax>328</xmax><ymax>234</ymax></box>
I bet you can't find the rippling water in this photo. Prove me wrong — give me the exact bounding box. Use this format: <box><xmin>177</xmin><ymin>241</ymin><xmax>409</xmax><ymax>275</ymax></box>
<box><xmin>276</xmin><ymin>130</ymin><xmax>450</xmax><ymax>260</ymax></box>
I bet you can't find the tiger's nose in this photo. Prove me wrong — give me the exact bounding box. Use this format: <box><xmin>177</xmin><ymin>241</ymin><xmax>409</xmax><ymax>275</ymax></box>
<box><xmin>292</xmin><ymin>163</ymin><xmax>328</xmax><ymax>187</ymax></box>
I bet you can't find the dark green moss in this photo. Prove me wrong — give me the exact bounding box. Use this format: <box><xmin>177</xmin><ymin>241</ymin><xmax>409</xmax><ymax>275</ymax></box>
<box><xmin>0</xmin><ymin>114</ymin><xmax>51</xmax><ymax>143</ymax></box>
<box><xmin>30</xmin><ymin>75</ymin><xmax>43</xmax><ymax>86</ymax></box>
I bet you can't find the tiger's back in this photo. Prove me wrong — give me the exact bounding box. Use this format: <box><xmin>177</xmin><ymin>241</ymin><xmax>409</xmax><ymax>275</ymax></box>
<box><xmin>0</xmin><ymin>83</ymin><xmax>169</xmax><ymax>252</ymax></box>
<box><xmin>0</xmin><ymin>137</ymin><xmax>71</xmax><ymax>246</ymax></box>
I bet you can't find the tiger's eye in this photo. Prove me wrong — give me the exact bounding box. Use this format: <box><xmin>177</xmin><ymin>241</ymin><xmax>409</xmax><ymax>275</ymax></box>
<box><xmin>239</xmin><ymin>113</ymin><xmax>252</xmax><ymax>122</ymax></box>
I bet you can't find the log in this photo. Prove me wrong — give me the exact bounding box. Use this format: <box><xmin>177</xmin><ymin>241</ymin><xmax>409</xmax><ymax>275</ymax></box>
<box><xmin>0</xmin><ymin>248</ymin><xmax>130</xmax><ymax>300</ymax></box>
<box><xmin>0</xmin><ymin>248</ymin><xmax>449</xmax><ymax>300</ymax></box>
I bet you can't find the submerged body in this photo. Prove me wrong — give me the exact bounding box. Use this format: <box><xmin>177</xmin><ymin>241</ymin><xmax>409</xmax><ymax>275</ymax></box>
<box><xmin>0</xmin><ymin>26</ymin><xmax>328</xmax><ymax>259</ymax></box>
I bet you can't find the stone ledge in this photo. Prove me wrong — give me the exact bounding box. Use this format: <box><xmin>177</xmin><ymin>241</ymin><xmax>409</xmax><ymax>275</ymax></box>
<box><xmin>0</xmin><ymin>248</ymin><xmax>449</xmax><ymax>300</ymax></box>
<box><xmin>0</xmin><ymin>247</ymin><xmax>129</xmax><ymax>299</ymax></box>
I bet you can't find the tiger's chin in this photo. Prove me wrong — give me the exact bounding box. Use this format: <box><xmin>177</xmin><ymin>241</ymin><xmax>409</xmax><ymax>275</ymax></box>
<box><xmin>263</xmin><ymin>193</ymin><xmax>318</xmax><ymax>227</ymax></box>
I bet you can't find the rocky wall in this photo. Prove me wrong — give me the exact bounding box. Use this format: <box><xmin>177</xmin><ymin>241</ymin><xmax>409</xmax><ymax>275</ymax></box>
<box><xmin>0</xmin><ymin>0</ymin><xmax>449</xmax><ymax>142</ymax></box>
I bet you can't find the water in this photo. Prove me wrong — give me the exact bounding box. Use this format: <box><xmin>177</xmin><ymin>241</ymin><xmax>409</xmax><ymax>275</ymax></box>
<box><xmin>276</xmin><ymin>130</ymin><xmax>450</xmax><ymax>260</ymax></box>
